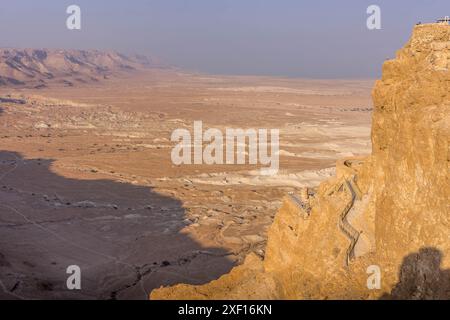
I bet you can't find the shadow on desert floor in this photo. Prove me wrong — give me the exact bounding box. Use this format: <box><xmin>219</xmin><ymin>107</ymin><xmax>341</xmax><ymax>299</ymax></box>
<box><xmin>381</xmin><ymin>247</ymin><xmax>450</xmax><ymax>300</ymax></box>
<box><xmin>0</xmin><ymin>150</ymin><xmax>235</xmax><ymax>300</ymax></box>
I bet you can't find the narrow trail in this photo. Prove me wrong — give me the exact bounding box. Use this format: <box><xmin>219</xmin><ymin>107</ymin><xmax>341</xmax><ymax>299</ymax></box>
<box><xmin>338</xmin><ymin>179</ymin><xmax>361</xmax><ymax>266</ymax></box>
<box><xmin>286</xmin><ymin>193</ymin><xmax>310</xmax><ymax>219</ymax></box>
<box><xmin>325</xmin><ymin>160</ymin><xmax>364</xmax><ymax>266</ymax></box>
<box><xmin>285</xmin><ymin>170</ymin><xmax>362</xmax><ymax>267</ymax></box>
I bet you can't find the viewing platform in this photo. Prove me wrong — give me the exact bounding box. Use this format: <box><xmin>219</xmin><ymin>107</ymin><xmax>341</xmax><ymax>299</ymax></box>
<box><xmin>436</xmin><ymin>16</ymin><xmax>450</xmax><ymax>24</ymax></box>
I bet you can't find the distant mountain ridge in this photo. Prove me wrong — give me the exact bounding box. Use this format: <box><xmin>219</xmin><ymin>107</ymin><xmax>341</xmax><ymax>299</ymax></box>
<box><xmin>0</xmin><ymin>48</ymin><xmax>166</xmax><ymax>88</ymax></box>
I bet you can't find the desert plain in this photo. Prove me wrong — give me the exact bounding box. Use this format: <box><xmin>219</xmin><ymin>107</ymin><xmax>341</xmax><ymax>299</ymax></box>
<box><xmin>0</xmin><ymin>68</ymin><xmax>373</xmax><ymax>299</ymax></box>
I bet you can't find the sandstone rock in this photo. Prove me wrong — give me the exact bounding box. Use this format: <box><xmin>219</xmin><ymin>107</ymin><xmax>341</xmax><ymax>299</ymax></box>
<box><xmin>242</xmin><ymin>235</ymin><xmax>265</xmax><ymax>244</ymax></box>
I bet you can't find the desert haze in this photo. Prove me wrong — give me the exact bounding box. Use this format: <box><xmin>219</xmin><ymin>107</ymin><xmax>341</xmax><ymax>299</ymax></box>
<box><xmin>0</xmin><ymin>23</ymin><xmax>449</xmax><ymax>301</ymax></box>
<box><xmin>0</xmin><ymin>47</ymin><xmax>373</xmax><ymax>299</ymax></box>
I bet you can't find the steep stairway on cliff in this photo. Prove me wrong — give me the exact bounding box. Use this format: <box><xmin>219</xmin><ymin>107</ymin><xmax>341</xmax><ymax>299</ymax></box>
<box><xmin>338</xmin><ymin>178</ymin><xmax>362</xmax><ymax>266</ymax></box>
<box><xmin>286</xmin><ymin>192</ymin><xmax>311</xmax><ymax>219</ymax></box>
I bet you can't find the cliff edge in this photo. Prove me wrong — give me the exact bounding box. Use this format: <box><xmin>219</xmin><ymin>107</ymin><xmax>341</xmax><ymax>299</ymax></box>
<box><xmin>150</xmin><ymin>23</ymin><xmax>450</xmax><ymax>300</ymax></box>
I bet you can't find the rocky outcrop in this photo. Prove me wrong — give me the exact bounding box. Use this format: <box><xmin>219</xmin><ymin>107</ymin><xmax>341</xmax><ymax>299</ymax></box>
<box><xmin>150</xmin><ymin>23</ymin><xmax>450</xmax><ymax>300</ymax></box>
<box><xmin>367</xmin><ymin>22</ymin><xmax>450</xmax><ymax>297</ymax></box>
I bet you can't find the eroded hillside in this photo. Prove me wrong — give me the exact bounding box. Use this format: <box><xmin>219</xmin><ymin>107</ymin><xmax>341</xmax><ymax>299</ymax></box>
<box><xmin>0</xmin><ymin>49</ymin><xmax>163</xmax><ymax>88</ymax></box>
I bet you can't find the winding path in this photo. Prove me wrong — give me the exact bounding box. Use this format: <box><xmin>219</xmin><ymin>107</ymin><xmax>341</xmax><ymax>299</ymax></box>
<box><xmin>338</xmin><ymin>179</ymin><xmax>361</xmax><ymax>266</ymax></box>
<box><xmin>287</xmin><ymin>193</ymin><xmax>311</xmax><ymax>219</ymax></box>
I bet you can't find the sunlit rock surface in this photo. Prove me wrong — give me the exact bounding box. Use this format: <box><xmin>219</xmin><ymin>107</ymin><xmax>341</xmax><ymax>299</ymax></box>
<box><xmin>151</xmin><ymin>23</ymin><xmax>450</xmax><ymax>300</ymax></box>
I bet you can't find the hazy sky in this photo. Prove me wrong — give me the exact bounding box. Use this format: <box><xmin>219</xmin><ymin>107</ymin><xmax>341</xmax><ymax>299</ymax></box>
<box><xmin>0</xmin><ymin>0</ymin><xmax>449</xmax><ymax>78</ymax></box>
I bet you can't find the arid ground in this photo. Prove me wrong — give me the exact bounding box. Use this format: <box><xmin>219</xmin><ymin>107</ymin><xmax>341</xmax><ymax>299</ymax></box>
<box><xmin>0</xmin><ymin>70</ymin><xmax>373</xmax><ymax>299</ymax></box>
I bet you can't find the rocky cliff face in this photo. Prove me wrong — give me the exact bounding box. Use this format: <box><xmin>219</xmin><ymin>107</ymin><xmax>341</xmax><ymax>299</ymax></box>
<box><xmin>150</xmin><ymin>23</ymin><xmax>450</xmax><ymax>300</ymax></box>
<box><xmin>368</xmin><ymin>23</ymin><xmax>450</xmax><ymax>298</ymax></box>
